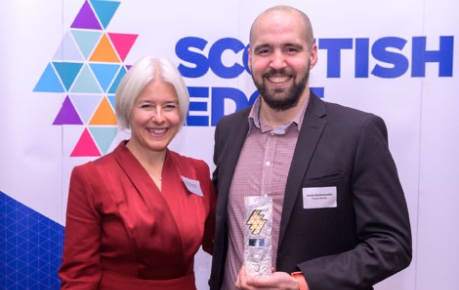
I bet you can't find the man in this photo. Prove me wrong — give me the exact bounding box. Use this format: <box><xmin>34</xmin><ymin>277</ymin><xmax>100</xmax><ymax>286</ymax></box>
<box><xmin>209</xmin><ymin>5</ymin><xmax>412</xmax><ymax>290</ymax></box>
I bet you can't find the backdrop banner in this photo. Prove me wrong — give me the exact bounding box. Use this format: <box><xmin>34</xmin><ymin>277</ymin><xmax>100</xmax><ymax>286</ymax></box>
<box><xmin>1</xmin><ymin>0</ymin><xmax>458</xmax><ymax>289</ymax></box>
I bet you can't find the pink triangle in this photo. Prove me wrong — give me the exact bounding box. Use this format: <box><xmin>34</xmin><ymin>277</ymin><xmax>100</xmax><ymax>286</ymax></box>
<box><xmin>53</xmin><ymin>96</ymin><xmax>83</xmax><ymax>125</ymax></box>
<box><xmin>108</xmin><ymin>33</ymin><xmax>138</xmax><ymax>61</ymax></box>
<box><xmin>70</xmin><ymin>128</ymin><xmax>101</xmax><ymax>157</ymax></box>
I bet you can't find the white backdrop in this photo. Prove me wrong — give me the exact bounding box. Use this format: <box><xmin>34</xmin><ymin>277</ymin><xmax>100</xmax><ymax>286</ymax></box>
<box><xmin>1</xmin><ymin>0</ymin><xmax>458</xmax><ymax>289</ymax></box>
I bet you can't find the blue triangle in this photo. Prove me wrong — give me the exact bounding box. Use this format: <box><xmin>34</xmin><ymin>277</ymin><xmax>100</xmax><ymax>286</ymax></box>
<box><xmin>52</xmin><ymin>62</ymin><xmax>84</xmax><ymax>91</ymax></box>
<box><xmin>89</xmin><ymin>63</ymin><xmax>120</xmax><ymax>92</ymax></box>
<box><xmin>107</xmin><ymin>95</ymin><xmax>115</xmax><ymax>110</ymax></box>
<box><xmin>108</xmin><ymin>66</ymin><xmax>127</xmax><ymax>94</ymax></box>
<box><xmin>90</xmin><ymin>0</ymin><xmax>120</xmax><ymax>29</ymax></box>
<box><xmin>33</xmin><ymin>64</ymin><xmax>65</xmax><ymax>92</ymax></box>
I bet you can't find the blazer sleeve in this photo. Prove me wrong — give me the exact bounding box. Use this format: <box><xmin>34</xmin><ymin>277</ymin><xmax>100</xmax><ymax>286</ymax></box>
<box><xmin>298</xmin><ymin>114</ymin><xmax>412</xmax><ymax>290</ymax></box>
<box><xmin>59</xmin><ymin>164</ymin><xmax>102</xmax><ymax>289</ymax></box>
<box><xmin>199</xmin><ymin>160</ymin><xmax>217</xmax><ymax>255</ymax></box>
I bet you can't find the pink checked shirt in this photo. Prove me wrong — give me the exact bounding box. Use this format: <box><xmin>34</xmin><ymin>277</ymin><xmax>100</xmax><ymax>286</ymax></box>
<box><xmin>222</xmin><ymin>95</ymin><xmax>309</xmax><ymax>290</ymax></box>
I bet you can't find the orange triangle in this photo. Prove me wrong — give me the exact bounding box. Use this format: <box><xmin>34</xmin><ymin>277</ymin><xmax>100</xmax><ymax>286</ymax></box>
<box><xmin>70</xmin><ymin>128</ymin><xmax>101</xmax><ymax>157</ymax></box>
<box><xmin>89</xmin><ymin>34</ymin><xmax>120</xmax><ymax>63</ymax></box>
<box><xmin>89</xmin><ymin>97</ymin><xmax>118</xmax><ymax>125</ymax></box>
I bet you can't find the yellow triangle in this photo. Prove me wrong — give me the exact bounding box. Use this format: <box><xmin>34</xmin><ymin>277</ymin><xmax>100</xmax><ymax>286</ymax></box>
<box><xmin>89</xmin><ymin>97</ymin><xmax>118</xmax><ymax>125</ymax></box>
<box><xmin>89</xmin><ymin>34</ymin><xmax>120</xmax><ymax>63</ymax></box>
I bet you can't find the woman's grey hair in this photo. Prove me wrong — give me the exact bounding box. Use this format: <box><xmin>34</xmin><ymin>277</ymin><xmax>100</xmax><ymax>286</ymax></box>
<box><xmin>115</xmin><ymin>56</ymin><xmax>190</xmax><ymax>130</ymax></box>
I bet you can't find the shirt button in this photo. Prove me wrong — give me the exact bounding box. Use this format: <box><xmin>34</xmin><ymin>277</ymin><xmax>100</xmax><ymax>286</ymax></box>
<box><xmin>265</xmin><ymin>161</ymin><xmax>271</xmax><ymax>166</ymax></box>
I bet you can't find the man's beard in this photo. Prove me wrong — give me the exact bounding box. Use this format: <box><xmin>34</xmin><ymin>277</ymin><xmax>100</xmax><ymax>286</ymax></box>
<box><xmin>253</xmin><ymin>67</ymin><xmax>309</xmax><ymax>111</ymax></box>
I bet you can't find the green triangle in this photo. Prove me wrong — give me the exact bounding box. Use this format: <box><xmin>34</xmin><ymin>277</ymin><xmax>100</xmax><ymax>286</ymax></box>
<box><xmin>71</xmin><ymin>64</ymin><xmax>102</xmax><ymax>93</ymax></box>
<box><xmin>89</xmin><ymin>126</ymin><xmax>118</xmax><ymax>154</ymax></box>
<box><xmin>71</xmin><ymin>30</ymin><xmax>102</xmax><ymax>59</ymax></box>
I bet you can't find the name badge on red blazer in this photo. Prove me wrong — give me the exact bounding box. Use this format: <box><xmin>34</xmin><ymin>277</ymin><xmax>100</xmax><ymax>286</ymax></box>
<box><xmin>181</xmin><ymin>176</ymin><xmax>203</xmax><ymax>196</ymax></box>
<box><xmin>302</xmin><ymin>186</ymin><xmax>337</xmax><ymax>209</ymax></box>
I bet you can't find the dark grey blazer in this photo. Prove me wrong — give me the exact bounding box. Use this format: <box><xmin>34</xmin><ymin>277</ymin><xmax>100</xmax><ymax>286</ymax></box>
<box><xmin>209</xmin><ymin>91</ymin><xmax>412</xmax><ymax>290</ymax></box>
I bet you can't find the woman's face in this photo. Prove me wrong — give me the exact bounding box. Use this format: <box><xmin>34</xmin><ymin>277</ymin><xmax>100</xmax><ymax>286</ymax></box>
<box><xmin>127</xmin><ymin>80</ymin><xmax>181</xmax><ymax>153</ymax></box>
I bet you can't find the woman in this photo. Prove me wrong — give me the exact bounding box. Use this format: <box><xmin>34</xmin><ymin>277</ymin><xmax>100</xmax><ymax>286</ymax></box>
<box><xmin>59</xmin><ymin>56</ymin><xmax>216</xmax><ymax>289</ymax></box>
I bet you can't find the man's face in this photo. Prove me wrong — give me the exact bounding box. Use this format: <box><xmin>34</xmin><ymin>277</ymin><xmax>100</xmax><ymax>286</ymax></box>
<box><xmin>248</xmin><ymin>9</ymin><xmax>317</xmax><ymax>111</ymax></box>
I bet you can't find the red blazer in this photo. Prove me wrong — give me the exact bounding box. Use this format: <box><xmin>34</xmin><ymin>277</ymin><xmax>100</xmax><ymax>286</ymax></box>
<box><xmin>59</xmin><ymin>141</ymin><xmax>216</xmax><ymax>290</ymax></box>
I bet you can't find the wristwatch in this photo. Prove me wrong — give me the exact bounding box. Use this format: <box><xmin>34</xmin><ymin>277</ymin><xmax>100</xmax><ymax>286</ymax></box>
<box><xmin>291</xmin><ymin>271</ymin><xmax>308</xmax><ymax>290</ymax></box>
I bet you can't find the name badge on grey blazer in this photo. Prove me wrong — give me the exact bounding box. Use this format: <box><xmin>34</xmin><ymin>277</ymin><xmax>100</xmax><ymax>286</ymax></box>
<box><xmin>302</xmin><ymin>187</ymin><xmax>337</xmax><ymax>209</ymax></box>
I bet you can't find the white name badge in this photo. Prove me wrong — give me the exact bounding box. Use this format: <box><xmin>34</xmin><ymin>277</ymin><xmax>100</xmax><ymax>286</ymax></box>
<box><xmin>302</xmin><ymin>186</ymin><xmax>337</xmax><ymax>209</ymax></box>
<box><xmin>181</xmin><ymin>176</ymin><xmax>203</xmax><ymax>196</ymax></box>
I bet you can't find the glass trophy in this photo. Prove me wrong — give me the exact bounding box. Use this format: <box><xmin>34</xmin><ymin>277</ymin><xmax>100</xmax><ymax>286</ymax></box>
<box><xmin>244</xmin><ymin>196</ymin><xmax>273</xmax><ymax>277</ymax></box>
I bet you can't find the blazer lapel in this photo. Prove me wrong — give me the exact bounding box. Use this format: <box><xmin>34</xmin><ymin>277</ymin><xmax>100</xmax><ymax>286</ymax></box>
<box><xmin>278</xmin><ymin>93</ymin><xmax>327</xmax><ymax>246</ymax></box>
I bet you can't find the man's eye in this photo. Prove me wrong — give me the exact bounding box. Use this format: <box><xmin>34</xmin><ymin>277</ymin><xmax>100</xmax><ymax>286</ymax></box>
<box><xmin>258</xmin><ymin>49</ymin><xmax>270</xmax><ymax>55</ymax></box>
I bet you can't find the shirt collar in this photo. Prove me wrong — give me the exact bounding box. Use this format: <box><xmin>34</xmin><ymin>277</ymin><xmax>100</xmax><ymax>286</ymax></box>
<box><xmin>248</xmin><ymin>91</ymin><xmax>310</xmax><ymax>134</ymax></box>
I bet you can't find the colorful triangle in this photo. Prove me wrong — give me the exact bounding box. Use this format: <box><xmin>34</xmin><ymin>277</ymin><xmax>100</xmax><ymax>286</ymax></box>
<box><xmin>89</xmin><ymin>97</ymin><xmax>117</xmax><ymax>125</ymax></box>
<box><xmin>91</xmin><ymin>0</ymin><xmax>120</xmax><ymax>29</ymax></box>
<box><xmin>71</xmin><ymin>64</ymin><xmax>102</xmax><ymax>93</ymax></box>
<box><xmin>53</xmin><ymin>96</ymin><xmax>83</xmax><ymax>125</ymax></box>
<box><xmin>35</xmin><ymin>0</ymin><xmax>138</xmax><ymax>158</ymax></box>
<box><xmin>33</xmin><ymin>63</ymin><xmax>65</xmax><ymax>92</ymax></box>
<box><xmin>70</xmin><ymin>128</ymin><xmax>101</xmax><ymax>157</ymax></box>
<box><xmin>107</xmin><ymin>95</ymin><xmax>115</xmax><ymax>110</ymax></box>
<box><xmin>52</xmin><ymin>62</ymin><xmax>83</xmax><ymax>91</ymax></box>
<box><xmin>71</xmin><ymin>30</ymin><xmax>102</xmax><ymax>59</ymax></box>
<box><xmin>108</xmin><ymin>66</ymin><xmax>127</xmax><ymax>94</ymax></box>
<box><xmin>89</xmin><ymin>63</ymin><xmax>120</xmax><ymax>92</ymax></box>
<box><xmin>108</xmin><ymin>33</ymin><xmax>138</xmax><ymax>61</ymax></box>
<box><xmin>71</xmin><ymin>0</ymin><xmax>102</xmax><ymax>30</ymax></box>
<box><xmin>53</xmin><ymin>31</ymin><xmax>83</xmax><ymax>62</ymax></box>
<box><xmin>89</xmin><ymin>34</ymin><xmax>120</xmax><ymax>63</ymax></box>
<box><xmin>89</xmin><ymin>126</ymin><xmax>118</xmax><ymax>155</ymax></box>
<box><xmin>70</xmin><ymin>95</ymin><xmax>103</xmax><ymax>124</ymax></box>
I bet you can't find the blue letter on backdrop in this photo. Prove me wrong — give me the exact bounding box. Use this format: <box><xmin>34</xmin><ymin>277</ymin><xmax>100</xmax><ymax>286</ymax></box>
<box><xmin>176</xmin><ymin>37</ymin><xmax>210</xmax><ymax>78</ymax></box>
<box><xmin>411</xmin><ymin>36</ymin><xmax>454</xmax><ymax>77</ymax></box>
